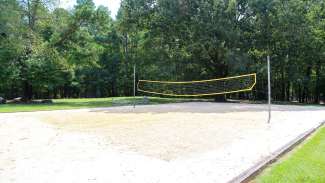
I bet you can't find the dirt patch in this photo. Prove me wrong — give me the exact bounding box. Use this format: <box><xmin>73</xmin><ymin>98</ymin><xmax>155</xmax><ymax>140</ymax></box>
<box><xmin>39</xmin><ymin>111</ymin><xmax>266</xmax><ymax>160</ymax></box>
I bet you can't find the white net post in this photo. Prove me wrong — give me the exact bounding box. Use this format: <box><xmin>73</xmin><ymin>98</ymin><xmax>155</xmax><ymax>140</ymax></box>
<box><xmin>267</xmin><ymin>55</ymin><xmax>272</xmax><ymax>123</ymax></box>
<box><xmin>133</xmin><ymin>64</ymin><xmax>136</xmax><ymax>108</ymax></box>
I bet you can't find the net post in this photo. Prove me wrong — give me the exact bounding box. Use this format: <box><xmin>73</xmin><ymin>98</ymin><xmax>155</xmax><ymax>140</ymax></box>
<box><xmin>133</xmin><ymin>64</ymin><xmax>136</xmax><ymax>108</ymax></box>
<box><xmin>267</xmin><ymin>55</ymin><xmax>271</xmax><ymax>123</ymax></box>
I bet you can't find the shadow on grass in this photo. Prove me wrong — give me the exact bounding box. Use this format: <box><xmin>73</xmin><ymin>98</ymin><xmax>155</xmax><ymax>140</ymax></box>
<box><xmin>0</xmin><ymin>97</ymin><xmax>198</xmax><ymax>113</ymax></box>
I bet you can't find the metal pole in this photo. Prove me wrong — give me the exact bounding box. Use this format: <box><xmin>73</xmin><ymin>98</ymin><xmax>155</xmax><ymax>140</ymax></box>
<box><xmin>133</xmin><ymin>64</ymin><xmax>136</xmax><ymax>108</ymax></box>
<box><xmin>267</xmin><ymin>55</ymin><xmax>271</xmax><ymax>123</ymax></box>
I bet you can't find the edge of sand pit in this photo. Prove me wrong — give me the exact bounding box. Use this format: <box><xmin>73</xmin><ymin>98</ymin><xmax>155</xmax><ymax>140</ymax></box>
<box><xmin>0</xmin><ymin>102</ymin><xmax>195</xmax><ymax>114</ymax></box>
<box><xmin>229</xmin><ymin>120</ymin><xmax>325</xmax><ymax>183</ymax></box>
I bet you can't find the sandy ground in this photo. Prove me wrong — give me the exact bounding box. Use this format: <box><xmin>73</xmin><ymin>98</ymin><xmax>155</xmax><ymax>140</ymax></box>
<box><xmin>0</xmin><ymin>102</ymin><xmax>324</xmax><ymax>183</ymax></box>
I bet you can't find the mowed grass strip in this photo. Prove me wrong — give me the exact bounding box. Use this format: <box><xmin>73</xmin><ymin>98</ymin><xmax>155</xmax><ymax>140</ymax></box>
<box><xmin>0</xmin><ymin>97</ymin><xmax>193</xmax><ymax>113</ymax></box>
<box><xmin>255</xmin><ymin>126</ymin><xmax>325</xmax><ymax>183</ymax></box>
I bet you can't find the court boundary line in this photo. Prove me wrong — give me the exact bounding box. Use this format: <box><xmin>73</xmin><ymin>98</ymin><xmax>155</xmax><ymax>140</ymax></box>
<box><xmin>229</xmin><ymin>120</ymin><xmax>325</xmax><ymax>183</ymax></box>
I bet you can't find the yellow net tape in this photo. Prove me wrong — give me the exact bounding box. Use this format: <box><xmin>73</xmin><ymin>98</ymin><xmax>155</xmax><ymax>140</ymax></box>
<box><xmin>137</xmin><ymin>73</ymin><xmax>256</xmax><ymax>97</ymax></box>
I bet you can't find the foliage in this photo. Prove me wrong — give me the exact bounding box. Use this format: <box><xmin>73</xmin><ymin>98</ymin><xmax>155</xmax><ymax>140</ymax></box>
<box><xmin>0</xmin><ymin>0</ymin><xmax>324</xmax><ymax>103</ymax></box>
<box><xmin>256</xmin><ymin>127</ymin><xmax>325</xmax><ymax>182</ymax></box>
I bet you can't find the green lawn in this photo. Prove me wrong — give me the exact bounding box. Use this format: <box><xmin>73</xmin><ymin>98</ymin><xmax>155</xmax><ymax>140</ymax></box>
<box><xmin>0</xmin><ymin>97</ymin><xmax>194</xmax><ymax>113</ymax></box>
<box><xmin>255</xmin><ymin>126</ymin><xmax>325</xmax><ymax>183</ymax></box>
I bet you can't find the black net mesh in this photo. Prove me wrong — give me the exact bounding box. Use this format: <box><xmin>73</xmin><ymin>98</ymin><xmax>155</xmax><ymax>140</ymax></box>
<box><xmin>137</xmin><ymin>74</ymin><xmax>256</xmax><ymax>96</ymax></box>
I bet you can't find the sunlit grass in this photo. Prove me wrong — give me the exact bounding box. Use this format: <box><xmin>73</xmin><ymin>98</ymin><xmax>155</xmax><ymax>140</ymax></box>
<box><xmin>255</xmin><ymin>127</ymin><xmax>325</xmax><ymax>183</ymax></box>
<box><xmin>0</xmin><ymin>97</ymin><xmax>193</xmax><ymax>113</ymax></box>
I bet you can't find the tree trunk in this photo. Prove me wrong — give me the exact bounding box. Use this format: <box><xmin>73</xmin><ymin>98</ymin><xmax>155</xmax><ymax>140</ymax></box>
<box><xmin>281</xmin><ymin>65</ymin><xmax>286</xmax><ymax>101</ymax></box>
<box><xmin>286</xmin><ymin>81</ymin><xmax>291</xmax><ymax>101</ymax></box>
<box><xmin>214</xmin><ymin>95</ymin><xmax>227</xmax><ymax>102</ymax></box>
<box><xmin>213</xmin><ymin>61</ymin><xmax>228</xmax><ymax>102</ymax></box>
<box><xmin>23</xmin><ymin>80</ymin><xmax>33</xmax><ymax>101</ymax></box>
<box><xmin>314</xmin><ymin>61</ymin><xmax>321</xmax><ymax>104</ymax></box>
<box><xmin>303</xmin><ymin>66</ymin><xmax>312</xmax><ymax>103</ymax></box>
<box><xmin>298</xmin><ymin>85</ymin><xmax>302</xmax><ymax>103</ymax></box>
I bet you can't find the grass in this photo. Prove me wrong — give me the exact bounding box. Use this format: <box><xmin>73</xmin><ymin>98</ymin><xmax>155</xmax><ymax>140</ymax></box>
<box><xmin>0</xmin><ymin>97</ymin><xmax>195</xmax><ymax>113</ymax></box>
<box><xmin>254</xmin><ymin>126</ymin><xmax>325</xmax><ymax>183</ymax></box>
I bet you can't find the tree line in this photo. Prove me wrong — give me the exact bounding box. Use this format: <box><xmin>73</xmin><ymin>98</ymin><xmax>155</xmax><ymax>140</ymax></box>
<box><xmin>0</xmin><ymin>0</ymin><xmax>324</xmax><ymax>103</ymax></box>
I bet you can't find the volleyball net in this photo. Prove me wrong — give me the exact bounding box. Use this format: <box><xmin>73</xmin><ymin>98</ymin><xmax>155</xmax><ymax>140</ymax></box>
<box><xmin>137</xmin><ymin>73</ymin><xmax>256</xmax><ymax>97</ymax></box>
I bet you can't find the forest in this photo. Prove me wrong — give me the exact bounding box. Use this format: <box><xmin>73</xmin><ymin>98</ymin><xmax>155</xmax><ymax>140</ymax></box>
<box><xmin>0</xmin><ymin>0</ymin><xmax>324</xmax><ymax>103</ymax></box>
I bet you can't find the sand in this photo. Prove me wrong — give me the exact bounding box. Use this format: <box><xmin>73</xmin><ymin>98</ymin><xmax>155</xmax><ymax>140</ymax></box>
<box><xmin>0</xmin><ymin>102</ymin><xmax>324</xmax><ymax>183</ymax></box>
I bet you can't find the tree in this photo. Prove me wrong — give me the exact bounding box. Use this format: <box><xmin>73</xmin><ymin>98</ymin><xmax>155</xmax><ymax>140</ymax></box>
<box><xmin>0</xmin><ymin>0</ymin><xmax>324</xmax><ymax>103</ymax></box>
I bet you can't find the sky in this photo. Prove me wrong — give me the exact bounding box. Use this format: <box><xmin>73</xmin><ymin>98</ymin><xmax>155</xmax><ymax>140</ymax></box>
<box><xmin>59</xmin><ymin>0</ymin><xmax>121</xmax><ymax>19</ymax></box>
